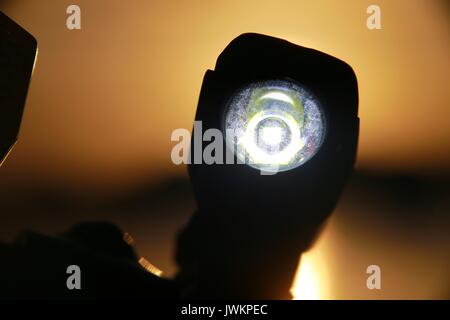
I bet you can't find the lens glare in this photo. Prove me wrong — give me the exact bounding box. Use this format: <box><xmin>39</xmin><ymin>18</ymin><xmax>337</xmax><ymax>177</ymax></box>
<box><xmin>224</xmin><ymin>80</ymin><xmax>325</xmax><ymax>172</ymax></box>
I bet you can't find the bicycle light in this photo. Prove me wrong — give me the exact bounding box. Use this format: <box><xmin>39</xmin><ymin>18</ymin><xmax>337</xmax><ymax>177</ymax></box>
<box><xmin>189</xmin><ymin>33</ymin><xmax>358</xmax><ymax>215</ymax></box>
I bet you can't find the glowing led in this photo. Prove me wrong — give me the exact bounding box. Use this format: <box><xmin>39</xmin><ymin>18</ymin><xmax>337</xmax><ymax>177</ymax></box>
<box><xmin>261</xmin><ymin>126</ymin><xmax>283</xmax><ymax>145</ymax></box>
<box><xmin>224</xmin><ymin>80</ymin><xmax>325</xmax><ymax>172</ymax></box>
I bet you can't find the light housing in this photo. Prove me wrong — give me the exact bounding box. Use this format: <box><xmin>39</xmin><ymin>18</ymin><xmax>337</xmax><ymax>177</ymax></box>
<box><xmin>189</xmin><ymin>33</ymin><xmax>359</xmax><ymax>215</ymax></box>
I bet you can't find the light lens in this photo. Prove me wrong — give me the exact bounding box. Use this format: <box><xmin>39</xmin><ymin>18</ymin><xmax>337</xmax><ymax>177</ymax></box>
<box><xmin>224</xmin><ymin>80</ymin><xmax>325</xmax><ymax>172</ymax></box>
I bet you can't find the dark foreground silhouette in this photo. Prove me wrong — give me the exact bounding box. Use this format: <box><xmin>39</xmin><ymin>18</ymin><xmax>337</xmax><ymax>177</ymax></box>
<box><xmin>0</xmin><ymin>29</ymin><xmax>358</xmax><ymax>299</ymax></box>
<box><xmin>0</xmin><ymin>214</ymin><xmax>321</xmax><ymax>299</ymax></box>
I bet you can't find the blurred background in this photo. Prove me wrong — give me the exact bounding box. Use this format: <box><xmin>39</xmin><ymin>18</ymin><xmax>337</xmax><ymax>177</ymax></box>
<box><xmin>0</xmin><ymin>0</ymin><xmax>449</xmax><ymax>299</ymax></box>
